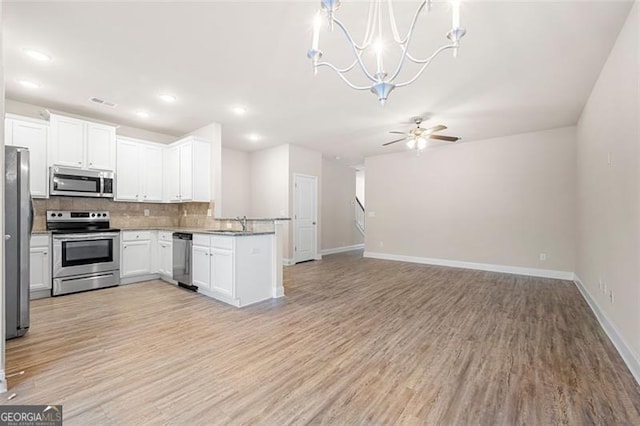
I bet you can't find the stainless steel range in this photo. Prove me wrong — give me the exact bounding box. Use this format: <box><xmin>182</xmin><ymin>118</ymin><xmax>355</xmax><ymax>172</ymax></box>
<box><xmin>47</xmin><ymin>211</ymin><xmax>120</xmax><ymax>296</ymax></box>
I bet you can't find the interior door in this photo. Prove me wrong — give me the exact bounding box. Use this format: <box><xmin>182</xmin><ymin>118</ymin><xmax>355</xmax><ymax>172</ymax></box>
<box><xmin>294</xmin><ymin>174</ymin><xmax>318</xmax><ymax>263</ymax></box>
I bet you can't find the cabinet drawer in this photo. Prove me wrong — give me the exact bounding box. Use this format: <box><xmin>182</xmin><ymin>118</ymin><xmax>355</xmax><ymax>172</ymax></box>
<box><xmin>159</xmin><ymin>231</ymin><xmax>173</xmax><ymax>242</ymax></box>
<box><xmin>31</xmin><ymin>234</ymin><xmax>50</xmax><ymax>247</ymax></box>
<box><xmin>122</xmin><ymin>231</ymin><xmax>151</xmax><ymax>241</ymax></box>
<box><xmin>212</xmin><ymin>236</ymin><xmax>234</xmax><ymax>250</ymax></box>
<box><xmin>193</xmin><ymin>234</ymin><xmax>210</xmax><ymax>247</ymax></box>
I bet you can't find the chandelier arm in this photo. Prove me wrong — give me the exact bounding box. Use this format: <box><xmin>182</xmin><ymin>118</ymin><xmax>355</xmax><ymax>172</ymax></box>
<box><xmin>387</xmin><ymin>0</ymin><xmax>407</xmax><ymax>44</ymax></box>
<box><xmin>361</xmin><ymin>0</ymin><xmax>377</xmax><ymax>49</ymax></box>
<box><xmin>394</xmin><ymin>44</ymin><xmax>457</xmax><ymax>88</ymax></box>
<box><xmin>330</xmin><ymin>59</ymin><xmax>360</xmax><ymax>74</ymax></box>
<box><xmin>387</xmin><ymin>0</ymin><xmax>429</xmax><ymax>82</ymax></box>
<box><xmin>405</xmin><ymin>41</ymin><xmax>456</xmax><ymax>65</ymax></box>
<box><xmin>314</xmin><ymin>62</ymin><xmax>371</xmax><ymax>90</ymax></box>
<box><xmin>332</xmin><ymin>18</ymin><xmax>378</xmax><ymax>82</ymax></box>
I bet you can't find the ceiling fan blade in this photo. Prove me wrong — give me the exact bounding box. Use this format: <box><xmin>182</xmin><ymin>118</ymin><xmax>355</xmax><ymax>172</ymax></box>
<box><xmin>428</xmin><ymin>134</ymin><xmax>460</xmax><ymax>142</ymax></box>
<box><xmin>382</xmin><ymin>137</ymin><xmax>407</xmax><ymax>146</ymax></box>
<box><xmin>389</xmin><ymin>131</ymin><xmax>407</xmax><ymax>135</ymax></box>
<box><xmin>423</xmin><ymin>124</ymin><xmax>447</xmax><ymax>133</ymax></box>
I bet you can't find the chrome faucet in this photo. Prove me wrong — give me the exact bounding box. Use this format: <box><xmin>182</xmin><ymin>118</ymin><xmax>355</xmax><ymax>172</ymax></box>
<box><xmin>236</xmin><ymin>215</ymin><xmax>248</xmax><ymax>232</ymax></box>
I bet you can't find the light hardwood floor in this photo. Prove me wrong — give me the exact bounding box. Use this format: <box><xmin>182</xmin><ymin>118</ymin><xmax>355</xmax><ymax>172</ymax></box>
<box><xmin>2</xmin><ymin>251</ymin><xmax>640</xmax><ymax>424</ymax></box>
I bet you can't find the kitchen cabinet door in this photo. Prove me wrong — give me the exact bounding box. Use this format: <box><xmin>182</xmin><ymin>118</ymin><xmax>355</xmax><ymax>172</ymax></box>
<box><xmin>179</xmin><ymin>142</ymin><xmax>193</xmax><ymax>201</ymax></box>
<box><xmin>50</xmin><ymin>115</ymin><xmax>84</xmax><ymax>168</ymax></box>
<box><xmin>142</xmin><ymin>145</ymin><xmax>163</xmax><ymax>202</ymax></box>
<box><xmin>164</xmin><ymin>146</ymin><xmax>181</xmax><ymax>202</ymax></box>
<box><xmin>29</xmin><ymin>246</ymin><xmax>51</xmax><ymax>292</ymax></box>
<box><xmin>211</xmin><ymin>248</ymin><xmax>234</xmax><ymax>297</ymax></box>
<box><xmin>86</xmin><ymin>122</ymin><xmax>115</xmax><ymax>171</ymax></box>
<box><xmin>121</xmin><ymin>240</ymin><xmax>151</xmax><ymax>277</ymax></box>
<box><xmin>116</xmin><ymin>140</ymin><xmax>140</xmax><ymax>201</ymax></box>
<box><xmin>192</xmin><ymin>245</ymin><xmax>211</xmax><ymax>290</ymax></box>
<box><xmin>7</xmin><ymin>119</ymin><xmax>49</xmax><ymax>198</ymax></box>
<box><xmin>158</xmin><ymin>241</ymin><xmax>173</xmax><ymax>276</ymax></box>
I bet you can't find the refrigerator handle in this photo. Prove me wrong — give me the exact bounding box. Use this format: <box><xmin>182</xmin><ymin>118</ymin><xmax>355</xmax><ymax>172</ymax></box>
<box><xmin>29</xmin><ymin>196</ymin><xmax>34</xmax><ymax>234</ymax></box>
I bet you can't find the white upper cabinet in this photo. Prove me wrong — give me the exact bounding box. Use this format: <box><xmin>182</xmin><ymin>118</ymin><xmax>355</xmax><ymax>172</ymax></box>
<box><xmin>86</xmin><ymin>122</ymin><xmax>116</xmax><ymax>171</ymax></box>
<box><xmin>116</xmin><ymin>139</ymin><xmax>140</xmax><ymax>201</ymax></box>
<box><xmin>49</xmin><ymin>114</ymin><xmax>115</xmax><ymax>172</ymax></box>
<box><xmin>4</xmin><ymin>115</ymin><xmax>49</xmax><ymax>198</ymax></box>
<box><xmin>163</xmin><ymin>146</ymin><xmax>181</xmax><ymax>202</ymax></box>
<box><xmin>142</xmin><ymin>145</ymin><xmax>163</xmax><ymax>202</ymax></box>
<box><xmin>116</xmin><ymin>137</ymin><xmax>164</xmax><ymax>202</ymax></box>
<box><xmin>163</xmin><ymin>137</ymin><xmax>211</xmax><ymax>203</ymax></box>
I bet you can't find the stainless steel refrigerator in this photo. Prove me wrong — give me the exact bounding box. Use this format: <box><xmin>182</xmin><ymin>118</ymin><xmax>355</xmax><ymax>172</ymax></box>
<box><xmin>5</xmin><ymin>146</ymin><xmax>33</xmax><ymax>339</ymax></box>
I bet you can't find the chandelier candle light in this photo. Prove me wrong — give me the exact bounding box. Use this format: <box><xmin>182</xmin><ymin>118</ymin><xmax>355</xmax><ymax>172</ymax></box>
<box><xmin>307</xmin><ymin>0</ymin><xmax>466</xmax><ymax>105</ymax></box>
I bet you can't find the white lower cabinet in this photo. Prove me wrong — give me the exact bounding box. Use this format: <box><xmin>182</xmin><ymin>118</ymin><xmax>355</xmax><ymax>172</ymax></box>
<box><xmin>192</xmin><ymin>234</ymin><xmax>274</xmax><ymax>307</ymax></box>
<box><xmin>157</xmin><ymin>231</ymin><xmax>173</xmax><ymax>280</ymax></box>
<box><xmin>120</xmin><ymin>231</ymin><xmax>154</xmax><ymax>278</ymax></box>
<box><xmin>192</xmin><ymin>244</ymin><xmax>212</xmax><ymax>290</ymax></box>
<box><xmin>30</xmin><ymin>235</ymin><xmax>51</xmax><ymax>298</ymax></box>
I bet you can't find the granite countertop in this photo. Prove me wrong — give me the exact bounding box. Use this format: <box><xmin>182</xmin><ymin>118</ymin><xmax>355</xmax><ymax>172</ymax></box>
<box><xmin>32</xmin><ymin>227</ymin><xmax>275</xmax><ymax>236</ymax></box>
<box><xmin>215</xmin><ymin>217</ymin><xmax>291</xmax><ymax>221</ymax></box>
<box><xmin>119</xmin><ymin>227</ymin><xmax>275</xmax><ymax>236</ymax></box>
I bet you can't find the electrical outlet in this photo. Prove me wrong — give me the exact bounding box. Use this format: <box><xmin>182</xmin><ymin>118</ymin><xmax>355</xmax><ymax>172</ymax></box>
<box><xmin>603</xmin><ymin>282</ymin><xmax>608</xmax><ymax>295</ymax></box>
<box><xmin>609</xmin><ymin>289</ymin><xmax>614</xmax><ymax>304</ymax></box>
<box><xmin>598</xmin><ymin>279</ymin><xmax>603</xmax><ymax>291</ymax></box>
<box><xmin>368</xmin><ymin>211</ymin><xmax>376</xmax><ymax>218</ymax></box>
<box><xmin>607</xmin><ymin>152</ymin><xmax>612</xmax><ymax>166</ymax></box>
<box><xmin>207</xmin><ymin>209</ymin><xmax>212</xmax><ymax>217</ymax></box>
<box><xmin>143</xmin><ymin>209</ymin><xmax>150</xmax><ymax>217</ymax></box>
<box><xmin>226</xmin><ymin>222</ymin><xmax>232</xmax><ymax>229</ymax></box>
<box><xmin>539</xmin><ymin>253</ymin><xmax>546</xmax><ymax>261</ymax></box>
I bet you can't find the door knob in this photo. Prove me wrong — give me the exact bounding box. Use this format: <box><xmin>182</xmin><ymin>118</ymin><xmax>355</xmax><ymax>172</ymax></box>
<box><xmin>4</xmin><ymin>235</ymin><xmax>10</xmax><ymax>240</ymax></box>
<box><xmin>312</xmin><ymin>222</ymin><xmax>316</xmax><ymax>225</ymax></box>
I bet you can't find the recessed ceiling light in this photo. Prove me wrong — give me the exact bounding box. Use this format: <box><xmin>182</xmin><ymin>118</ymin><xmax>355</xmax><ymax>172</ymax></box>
<box><xmin>232</xmin><ymin>106</ymin><xmax>247</xmax><ymax>115</ymax></box>
<box><xmin>247</xmin><ymin>133</ymin><xmax>261</xmax><ymax>142</ymax></box>
<box><xmin>23</xmin><ymin>49</ymin><xmax>51</xmax><ymax>62</ymax></box>
<box><xmin>135</xmin><ymin>111</ymin><xmax>150</xmax><ymax>118</ymax></box>
<box><xmin>19</xmin><ymin>79</ymin><xmax>41</xmax><ymax>89</ymax></box>
<box><xmin>159</xmin><ymin>94</ymin><xmax>176</xmax><ymax>103</ymax></box>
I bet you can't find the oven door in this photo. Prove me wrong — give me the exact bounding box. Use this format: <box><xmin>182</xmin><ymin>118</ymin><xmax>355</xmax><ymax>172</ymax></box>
<box><xmin>53</xmin><ymin>233</ymin><xmax>120</xmax><ymax>278</ymax></box>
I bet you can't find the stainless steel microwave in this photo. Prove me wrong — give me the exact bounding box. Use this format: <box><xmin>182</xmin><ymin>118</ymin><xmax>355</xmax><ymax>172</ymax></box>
<box><xmin>50</xmin><ymin>167</ymin><xmax>114</xmax><ymax>198</ymax></box>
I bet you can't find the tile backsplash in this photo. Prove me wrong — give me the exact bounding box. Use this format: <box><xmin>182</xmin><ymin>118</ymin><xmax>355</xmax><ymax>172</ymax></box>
<box><xmin>33</xmin><ymin>197</ymin><xmax>214</xmax><ymax>231</ymax></box>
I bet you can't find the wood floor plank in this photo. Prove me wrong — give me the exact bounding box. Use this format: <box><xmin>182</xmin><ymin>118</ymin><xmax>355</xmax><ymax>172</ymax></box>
<box><xmin>1</xmin><ymin>250</ymin><xmax>639</xmax><ymax>424</ymax></box>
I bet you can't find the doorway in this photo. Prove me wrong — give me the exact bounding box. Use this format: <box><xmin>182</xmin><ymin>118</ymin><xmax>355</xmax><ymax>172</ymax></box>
<box><xmin>293</xmin><ymin>174</ymin><xmax>318</xmax><ymax>264</ymax></box>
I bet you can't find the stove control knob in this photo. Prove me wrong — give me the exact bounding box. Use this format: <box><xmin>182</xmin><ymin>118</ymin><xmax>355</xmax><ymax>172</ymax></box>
<box><xmin>50</xmin><ymin>213</ymin><xmax>55</xmax><ymax>217</ymax></box>
<box><xmin>91</xmin><ymin>213</ymin><xmax>95</xmax><ymax>217</ymax></box>
<box><xmin>57</xmin><ymin>213</ymin><xmax>62</xmax><ymax>217</ymax></box>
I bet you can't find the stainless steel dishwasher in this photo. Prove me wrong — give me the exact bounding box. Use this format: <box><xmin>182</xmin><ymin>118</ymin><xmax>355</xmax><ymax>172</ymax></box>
<box><xmin>172</xmin><ymin>232</ymin><xmax>196</xmax><ymax>291</ymax></box>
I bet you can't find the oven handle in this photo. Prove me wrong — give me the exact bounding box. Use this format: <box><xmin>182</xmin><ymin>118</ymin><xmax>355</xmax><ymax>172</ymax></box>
<box><xmin>53</xmin><ymin>233</ymin><xmax>119</xmax><ymax>241</ymax></box>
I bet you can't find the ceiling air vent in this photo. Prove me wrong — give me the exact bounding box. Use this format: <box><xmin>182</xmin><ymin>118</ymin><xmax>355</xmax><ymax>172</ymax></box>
<box><xmin>89</xmin><ymin>97</ymin><xmax>117</xmax><ymax>108</ymax></box>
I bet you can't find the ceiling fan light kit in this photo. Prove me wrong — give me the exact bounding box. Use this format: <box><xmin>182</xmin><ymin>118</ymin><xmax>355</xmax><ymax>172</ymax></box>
<box><xmin>307</xmin><ymin>0</ymin><xmax>467</xmax><ymax>105</ymax></box>
<box><xmin>383</xmin><ymin>117</ymin><xmax>461</xmax><ymax>153</ymax></box>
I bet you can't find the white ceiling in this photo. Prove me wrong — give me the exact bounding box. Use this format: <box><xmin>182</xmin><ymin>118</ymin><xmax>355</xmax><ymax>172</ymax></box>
<box><xmin>3</xmin><ymin>1</ymin><xmax>633</xmax><ymax>164</ymax></box>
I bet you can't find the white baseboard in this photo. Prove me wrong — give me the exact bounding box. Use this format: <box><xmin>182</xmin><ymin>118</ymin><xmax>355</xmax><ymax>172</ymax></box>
<box><xmin>321</xmin><ymin>244</ymin><xmax>365</xmax><ymax>256</ymax></box>
<box><xmin>363</xmin><ymin>251</ymin><xmax>574</xmax><ymax>280</ymax></box>
<box><xmin>120</xmin><ymin>273</ymin><xmax>161</xmax><ymax>285</ymax></box>
<box><xmin>0</xmin><ymin>369</ymin><xmax>6</xmax><ymax>393</ymax></box>
<box><xmin>283</xmin><ymin>258</ymin><xmax>295</xmax><ymax>266</ymax></box>
<box><xmin>273</xmin><ymin>286</ymin><xmax>285</xmax><ymax>298</ymax></box>
<box><xmin>574</xmin><ymin>274</ymin><xmax>640</xmax><ymax>385</ymax></box>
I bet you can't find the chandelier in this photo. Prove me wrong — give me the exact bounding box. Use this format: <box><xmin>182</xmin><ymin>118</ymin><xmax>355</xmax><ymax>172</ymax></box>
<box><xmin>307</xmin><ymin>0</ymin><xmax>466</xmax><ymax>105</ymax></box>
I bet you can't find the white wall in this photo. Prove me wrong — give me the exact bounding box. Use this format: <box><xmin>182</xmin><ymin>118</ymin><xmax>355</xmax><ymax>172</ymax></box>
<box><xmin>575</xmin><ymin>3</ymin><xmax>639</xmax><ymax>365</ymax></box>
<box><xmin>365</xmin><ymin>126</ymin><xmax>576</xmax><ymax>273</ymax></box>
<box><xmin>322</xmin><ymin>158</ymin><xmax>363</xmax><ymax>252</ymax></box>
<box><xmin>289</xmin><ymin>144</ymin><xmax>322</xmax><ymax>260</ymax></box>
<box><xmin>250</xmin><ymin>144</ymin><xmax>290</xmax><ymax>255</ymax></box>
<box><xmin>0</xmin><ymin>3</ymin><xmax>7</xmax><ymax>391</ymax></box>
<box><xmin>220</xmin><ymin>148</ymin><xmax>251</xmax><ymax>217</ymax></box>
<box><xmin>355</xmin><ymin>169</ymin><xmax>365</xmax><ymax>206</ymax></box>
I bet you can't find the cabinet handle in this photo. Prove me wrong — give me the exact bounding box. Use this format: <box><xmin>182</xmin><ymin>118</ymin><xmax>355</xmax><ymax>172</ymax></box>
<box><xmin>77</xmin><ymin>161</ymin><xmax>82</xmax><ymax>165</ymax></box>
<box><xmin>89</xmin><ymin>162</ymin><xmax>93</xmax><ymax>166</ymax></box>
<box><xmin>43</xmin><ymin>252</ymin><xmax>47</xmax><ymax>255</ymax></box>
<box><xmin>144</xmin><ymin>195</ymin><xmax>147</xmax><ymax>199</ymax></box>
<box><xmin>124</xmin><ymin>246</ymin><xmax>127</xmax><ymax>249</ymax></box>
